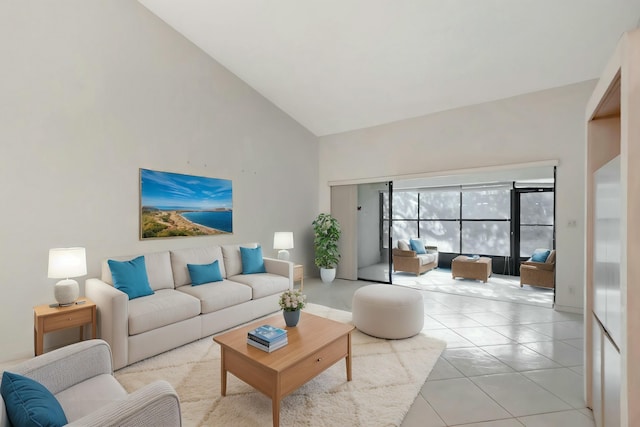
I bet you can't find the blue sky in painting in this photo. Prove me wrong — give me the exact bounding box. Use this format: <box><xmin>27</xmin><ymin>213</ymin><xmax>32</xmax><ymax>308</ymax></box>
<box><xmin>141</xmin><ymin>169</ymin><xmax>232</xmax><ymax>210</ymax></box>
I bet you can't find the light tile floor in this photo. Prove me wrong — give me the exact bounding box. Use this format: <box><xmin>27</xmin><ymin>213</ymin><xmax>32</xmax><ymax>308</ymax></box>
<box><xmin>302</xmin><ymin>277</ymin><xmax>595</xmax><ymax>427</ymax></box>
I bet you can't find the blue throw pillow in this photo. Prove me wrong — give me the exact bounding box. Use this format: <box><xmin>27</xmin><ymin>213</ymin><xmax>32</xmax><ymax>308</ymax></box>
<box><xmin>240</xmin><ymin>246</ymin><xmax>266</xmax><ymax>274</ymax></box>
<box><xmin>409</xmin><ymin>239</ymin><xmax>427</xmax><ymax>254</ymax></box>
<box><xmin>187</xmin><ymin>260</ymin><xmax>223</xmax><ymax>285</ymax></box>
<box><xmin>531</xmin><ymin>250</ymin><xmax>551</xmax><ymax>263</ymax></box>
<box><xmin>108</xmin><ymin>256</ymin><xmax>155</xmax><ymax>300</ymax></box>
<box><xmin>1</xmin><ymin>371</ymin><xmax>68</xmax><ymax>427</ymax></box>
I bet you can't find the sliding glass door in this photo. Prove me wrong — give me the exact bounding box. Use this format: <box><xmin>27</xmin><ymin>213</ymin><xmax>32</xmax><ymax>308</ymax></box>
<box><xmin>513</xmin><ymin>188</ymin><xmax>555</xmax><ymax>272</ymax></box>
<box><xmin>356</xmin><ymin>181</ymin><xmax>392</xmax><ymax>283</ymax></box>
<box><xmin>354</xmin><ymin>172</ymin><xmax>555</xmax><ymax>286</ymax></box>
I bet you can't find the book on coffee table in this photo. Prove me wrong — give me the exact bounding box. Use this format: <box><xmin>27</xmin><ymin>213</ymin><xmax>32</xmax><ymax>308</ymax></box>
<box><xmin>248</xmin><ymin>325</ymin><xmax>287</xmax><ymax>345</ymax></box>
<box><xmin>247</xmin><ymin>336</ymin><xmax>288</xmax><ymax>352</ymax></box>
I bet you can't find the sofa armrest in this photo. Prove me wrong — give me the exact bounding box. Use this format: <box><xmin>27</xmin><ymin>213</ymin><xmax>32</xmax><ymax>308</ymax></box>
<box><xmin>263</xmin><ymin>258</ymin><xmax>294</xmax><ymax>290</ymax></box>
<box><xmin>66</xmin><ymin>380</ymin><xmax>181</xmax><ymax>427</ymax></box>
<box><xmin>521</xmin><ymin>261</ymin><xmax>555</xmax><ymax>271</ymax></box>
<box><xmin>9</xmin><ymin>340</ymin><xmax>112</xmax><ymax>395</ymax></box>
<box><xmin>426</xmin><ymin>246</ymin><xmax>439</xmax><ymax>265</ymax></box>
<box><xmin>0</xmin><ymin>396</ymin><xmax>7</xmax><ymax>427</ymax></box>
<box><xmin>85</xmin><ymin>278</ymin><xmax>129</xmax><ymax>370</ymax></box>
<box><xmin>392</xmin><ymin>248</ymin><xmax>417</xmax><ymax>258</ymax></box>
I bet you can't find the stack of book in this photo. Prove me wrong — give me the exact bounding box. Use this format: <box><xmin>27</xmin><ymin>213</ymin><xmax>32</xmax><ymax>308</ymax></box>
<box><xmin>247</xmin><ymin>324</ymin><xmax>288</xmax><ymax>352</ymax></box>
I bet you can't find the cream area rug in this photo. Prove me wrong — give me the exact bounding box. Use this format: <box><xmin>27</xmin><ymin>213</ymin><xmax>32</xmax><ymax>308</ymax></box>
<box><xmin>115</xmin><ymin>303</ymin><xmax>446</xmax><ymax>427</ymax></box>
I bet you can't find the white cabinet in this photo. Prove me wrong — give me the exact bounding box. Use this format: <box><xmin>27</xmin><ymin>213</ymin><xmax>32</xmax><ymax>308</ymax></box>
<box><xmin>592</xmin><ymin>155</ymin><xmax>621</xmax><ymax>427</ymax></box>
<box><xmin>603</xmin><ymin>334</ymin><xmax>621</xmax><ymax>427</ymax></box>
<box><xmin>592</xmin><ymin>316</ymin><xmax>603</xmax><ymax>426</ymax></box>
<box><xmin>593</xmin><ymin>156</ymin><xmax>621</xmax><ymax>345</ymax></box>
<box><xmin>586</xmin><ymin>28</ymin><xmax>640</xmax><ymax>427</ymax></box>
<box><xmin>592</xmin><ymin>316</ymin><xmax>621</xmax><ymax>427</ymax></box>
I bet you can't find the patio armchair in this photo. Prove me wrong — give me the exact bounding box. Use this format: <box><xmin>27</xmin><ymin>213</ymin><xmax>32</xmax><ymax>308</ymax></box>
<box><xmin>520</xmin><ymin>249</ymin><xmax>556</xmax><ymax>289</ymax></box>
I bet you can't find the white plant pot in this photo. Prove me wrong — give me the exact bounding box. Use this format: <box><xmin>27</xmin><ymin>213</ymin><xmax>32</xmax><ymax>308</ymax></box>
<box><xmin>320</xmin><ymin>267</ymin><xmax>336</xmax><ymax>283</ymax></box>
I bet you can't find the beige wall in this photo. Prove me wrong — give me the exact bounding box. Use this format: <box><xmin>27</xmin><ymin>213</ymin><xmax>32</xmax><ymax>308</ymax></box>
<box><xmin>0</xmin><ymin>0</ymin><xmax>600</xmax><ymax>363</ymax></box>
<box><xmin>0</xmin><ymin>0</ymin><xmax>318</xmax><ymax>362</ymax></box>
<box><xmin>319</xmin><ymin>81</ymin><xmax>596</xmax><ymax>312</ymax></box>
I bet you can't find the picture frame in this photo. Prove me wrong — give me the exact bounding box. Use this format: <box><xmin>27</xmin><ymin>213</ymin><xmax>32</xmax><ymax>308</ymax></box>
<box><xmin>139</xmin><ymin>168</ymin><xmax>233</xmax><ymax>239</ymax></box>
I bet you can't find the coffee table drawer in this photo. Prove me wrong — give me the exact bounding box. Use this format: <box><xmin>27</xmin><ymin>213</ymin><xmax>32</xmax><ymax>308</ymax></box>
<box><xmin>280</xmin><ymin>334</ymin><xmax>348</xmax><ymax>395</ymax></box>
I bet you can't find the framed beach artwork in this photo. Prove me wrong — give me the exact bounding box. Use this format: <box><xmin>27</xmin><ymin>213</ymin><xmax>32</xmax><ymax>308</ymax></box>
<box><xmin>139</xmin><ymin>168</ymin><xmax>233</xmax><ymax>239</ymax></box>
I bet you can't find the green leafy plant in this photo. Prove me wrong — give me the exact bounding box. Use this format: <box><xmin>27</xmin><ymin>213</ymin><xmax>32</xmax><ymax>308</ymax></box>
<box><xmin>279</xmin><ymin>289</ymin><xmax>306</xmax><ymax>312</ymax></box>
<box><xmin>312</xmin><ymin>213</ymin><xmax>341</xmax><ymax>269</ymax></box>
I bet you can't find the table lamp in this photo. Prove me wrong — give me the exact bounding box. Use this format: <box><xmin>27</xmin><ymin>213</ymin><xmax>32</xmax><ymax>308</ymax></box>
<box><xmin>273</xmin><ymin>232</ymin><xmax>294</xmax><ymax>261</ymax></box>
<box><xmin>48</xmin><ymin>247</ymin><xmax>87</xmax><ymax>306</ymax></box>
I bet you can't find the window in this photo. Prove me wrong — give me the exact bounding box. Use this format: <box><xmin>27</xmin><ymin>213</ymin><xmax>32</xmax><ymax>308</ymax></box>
<box><xmin>461</xmin><ymin>187</ymin><xmax>511</xmax><ymax>256</ymax></box>
<box><xmin>461</xmin><ymin>188</ymin><xmax>510</xmax><ymax>219</ymax></box>
<box><xmin>519</xmin><ymin>192</ymin><xmax>554</xmax><ymax>256</ymax></box>
<box><xmin>419</xmin><ymin>191</ymin><xmax>460</xmax><ymax>219</ymax></box>
<box><xmin>382</xmin><ymin>191</ymin><xmax>419</xmax><ymax>248</ymax></box>
<box><xmin>419</xmin><ymin>190</ymin><xmax>460</xmax><ymax>252</ymax></box>
<box><xmin>461</xmin><ymin>221</ymin><xmax>510</xmax><ymax>256</ymax></box>
<box><xmin>382</xmin><ymin>185</ymin><xmax>513</xmax><ymax>256</ymax></box>
<box><xmin>419</xmin><ymin>221</ymin><xmax>460</xmax><ymax>252</ymax></box>
<box><xmin>380</xmin><ymin>181</ymin><xmax>555</xmax><ymax>273</ymax></box>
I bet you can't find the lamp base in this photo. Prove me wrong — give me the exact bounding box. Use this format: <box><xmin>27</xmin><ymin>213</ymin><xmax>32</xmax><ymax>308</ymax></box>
<box><xmin>277</xmin><ymin>250</ymin><xmax>290</xmax><ymax>261</ymax></box>
<box><xmin>54</xmin><ymin>279</ymin><xmax>79</xmax><ymax>306</ymax></box>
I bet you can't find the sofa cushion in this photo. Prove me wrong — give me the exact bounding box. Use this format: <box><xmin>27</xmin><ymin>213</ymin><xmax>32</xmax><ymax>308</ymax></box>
<box><xmin>1</xmin><ymin>371</ymin><xmax>68</xmax><ymax>427</ymax></box>
<box><xmin>546</xmin><ymin>250</ymin><xmax>556</xmax><ymax>264</ymax></box>
<box><xmin>102</xmin><ymin>251</ymin><xmax>174</xmax><ymax>291</ymax></box>
<box><xmin>398</xmin><ymin>240</ymin><xmax>411</xmax><ymax>251</ymax></box>
<box><xmin>128</xmin><ymin>289</ymin><xmax>201</xmax><ymax>335</ymax></box>
<box><xmin>531</xmin><ymin>249</ymin><xmax>551</xmax><ymax>263</ymax></box>
<box><xmin>170</xmin><ymin>246</ymin><xmax>226</xmax><ymax>285</ymax></box>
<box><xmin>417</xmin><ymin>253</ymin><xmax>437</xmax><ymax>266</ymax></box>
<box><xmin>240</xmin><ymin>246</ymin><xmax>266</xmax><ymax>274</ymax></box>
<box><xmin>410</xmin><ymin>239</ymin><xmax>426</xmax><ymax>254</ymax></box>
<box><xmin>108</xmin><ymin>256</ymin><xmax>155</xmax><ymax>300</ymax></box>
<box><xmin>222</xmin><ymin>243</ymin><xmax>258</xmax><ymax>277</ymax></box>
<box><xmin>176</xmin><ymin>280</ymin><xmax>252</xmax><ymax>314</ymax></box>
<box><xmin>229</xmin><ymin>273</ymin><xmax>290</xmax><ymax>299</ymax></box>
<box><xmin>54</xmin><ymin>374</ymin><xmax>126</xmax><ymax>423</ymax></box>
<box><xmin>187</xmin><ymin>260</ymin><xmax>223</xmax><ymax>285</ymax></box>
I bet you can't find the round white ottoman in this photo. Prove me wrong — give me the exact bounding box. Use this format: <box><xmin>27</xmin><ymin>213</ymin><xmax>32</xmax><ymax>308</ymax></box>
<box><xmin>352</xmin><ymin>284</ymin><xmax>424</xmax><ymax>339</ymax></box>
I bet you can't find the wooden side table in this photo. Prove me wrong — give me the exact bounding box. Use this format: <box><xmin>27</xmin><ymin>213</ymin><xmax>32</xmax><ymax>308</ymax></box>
<box><xmin>293</xmin><ymin>264</ymin><xmax>304</xmax><ymax>290</ymax></box>
<box><xmin>33</xmin><ymin>298</ymin><xmax>97</xmax><ymax>356</ymax></box>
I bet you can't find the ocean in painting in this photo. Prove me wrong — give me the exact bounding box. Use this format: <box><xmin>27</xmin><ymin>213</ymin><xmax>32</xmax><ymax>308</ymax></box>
<box><xmin>181</xmin><ymin>211</ymin><xmax>233</xmax><ymax>233</ymax></box>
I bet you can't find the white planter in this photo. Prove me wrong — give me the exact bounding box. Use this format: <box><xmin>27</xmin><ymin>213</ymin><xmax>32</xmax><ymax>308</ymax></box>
<box><xmin>320</xmin><ymin>267</ymin><xmax>336</xmax><ymax>283</ymax></box>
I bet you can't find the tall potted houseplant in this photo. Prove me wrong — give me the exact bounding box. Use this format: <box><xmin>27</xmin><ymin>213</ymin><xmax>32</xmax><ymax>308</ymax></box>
<box><xmin>312</xmin><ymin>213</ymin><xmax>341</xmax><ymax>283</ymax></box>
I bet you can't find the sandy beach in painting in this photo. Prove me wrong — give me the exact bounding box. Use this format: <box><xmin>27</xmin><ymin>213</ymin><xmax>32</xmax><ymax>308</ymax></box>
<box><xmin>171</xmin><ymin>211</ymin><xmax>224</xmax><ymax>234</ymax></box>
<box><xmin>141</xmin><ymin>210</ymin><xmax>226</xmax><ymax>238</ymax></box>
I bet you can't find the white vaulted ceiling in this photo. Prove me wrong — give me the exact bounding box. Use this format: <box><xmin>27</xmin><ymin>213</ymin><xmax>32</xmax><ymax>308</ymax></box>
<box><xmin>138</xmin><ymin>0</ymin><xmax>640</xmax><ymax>136</ymax></box>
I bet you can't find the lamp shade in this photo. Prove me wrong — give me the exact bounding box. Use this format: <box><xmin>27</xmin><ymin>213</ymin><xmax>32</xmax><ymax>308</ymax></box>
<box><xmin>48</xmin><ymin>247</ymin><xmax>87</xmax><ymax>279</ymax></box>
<box><xmin>273</xmin><ymin>232</ymin><xmax>294</xmax><ymax>250</ymax></box>
<box><xmin>273</xmin><ymin>232</ymin><xmax>294</xmax><ymax>261</ymax></box>
<box><xmin>273</xmin><ymin>231</ymin><xmax>293</xmax><ymax>249</ymax></box>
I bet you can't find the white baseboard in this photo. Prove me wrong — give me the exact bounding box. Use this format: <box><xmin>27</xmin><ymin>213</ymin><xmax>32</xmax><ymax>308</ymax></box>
<box><xmin>554</xmin><ymin>304</ymin><xmax>583</xmax><ymax>315</ymax></box>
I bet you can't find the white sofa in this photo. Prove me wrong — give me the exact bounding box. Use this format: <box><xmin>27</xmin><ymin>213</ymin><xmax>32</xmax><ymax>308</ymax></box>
<box><xmin>86</xmin><ymin>243</ymin><xmax>292</xmax><ymax>370</ymax></box>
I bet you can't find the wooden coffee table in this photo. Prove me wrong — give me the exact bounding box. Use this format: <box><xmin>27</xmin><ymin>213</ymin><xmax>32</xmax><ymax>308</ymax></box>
<box><xmin>213</xmin><ymin>311</ymin><xmax>355</xmax><ymax>427</ymax></box>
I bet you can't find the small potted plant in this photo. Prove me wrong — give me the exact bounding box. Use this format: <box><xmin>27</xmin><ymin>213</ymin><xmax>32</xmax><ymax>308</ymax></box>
<box><xmin>279</xmin><ymin>289</ymin><xmax>306</xmax><ymax>327</ymax></box>
<box><xmin>312</xmin><ymin>213</ymin><xmax>341</xmax><ymax>283</ymax></box>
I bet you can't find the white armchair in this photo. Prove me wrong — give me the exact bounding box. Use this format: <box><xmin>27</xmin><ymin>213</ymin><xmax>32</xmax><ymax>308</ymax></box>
<box><xmin>0</xmin><ymin>339</ymin><xmax>181</xmax><ymax>427</ymax></box>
